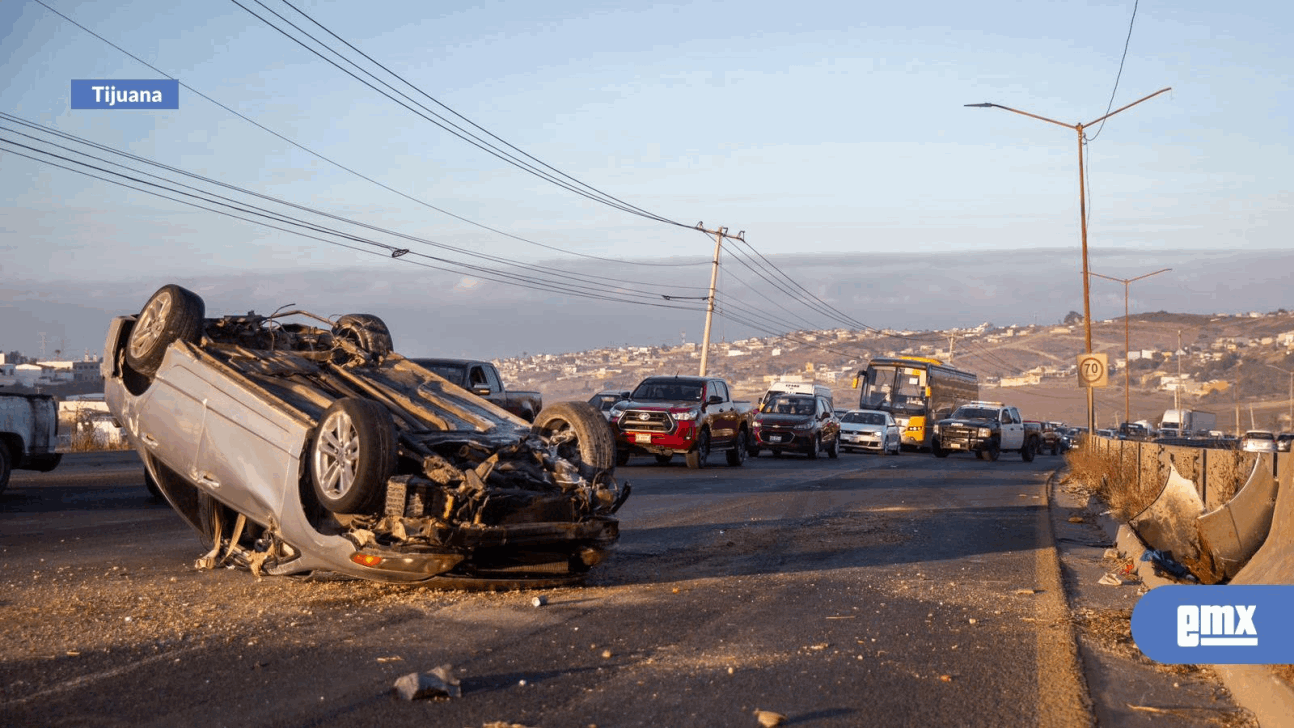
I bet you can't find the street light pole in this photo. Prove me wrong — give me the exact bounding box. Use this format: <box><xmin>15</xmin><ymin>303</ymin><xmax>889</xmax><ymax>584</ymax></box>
<box><xmin>1090</xmin><ymin>268</ymin><xmax>1172</xmax><ymax>426</ymax></box>
<box><xmin>965</xmin><ymin>87</ymin><xmax>1172</xmax><ymax>436</ymax></box>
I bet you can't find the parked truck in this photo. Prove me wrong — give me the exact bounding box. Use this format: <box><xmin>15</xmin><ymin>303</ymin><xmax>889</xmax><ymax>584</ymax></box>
<box><xmin>0</xmin><ymin>392</ymin><xmax>63</xmax><ymax>494</ymax></box>
<box><xmin>1158</xmin><ymin>409</ymin><xmax>1217</xmax><ymax>438</ymax></box>
<box><xmin>610</xmin><ymin>375</ymin><xmax>753</xmax><ymax>469</ymax></box>
<box><xmin>930</xmin><ymin>401</ymin><xmax>1041</xmax><ymax>461</ymax></box>
<box><xmin>411</xmin><ymin>358</ymin><xmax>543</xmax><ymax>422</ymax></box>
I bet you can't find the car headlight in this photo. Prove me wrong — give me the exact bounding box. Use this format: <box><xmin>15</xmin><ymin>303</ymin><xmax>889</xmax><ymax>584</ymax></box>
<box><xmin>932</xmin><ymin>424</ymin><xmax>941</xmax><ymax>434</ymax></box>
<box><xmin>978</xmin><ymin>427</ymin><xmax>992</xmax><ymax>437</ymax></box>
<box><xmin>793</xmin><ymin>422</ymin><xmax>814</xmax><ymax>431</ymax></box>
<box><xmin>674</xmin><ymin>409</ymin><xmax>699</xmax><ymax>421</ymax></box>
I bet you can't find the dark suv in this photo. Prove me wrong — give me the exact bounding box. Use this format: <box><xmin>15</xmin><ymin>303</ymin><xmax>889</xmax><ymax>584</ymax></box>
<box><xmin>749</xmin><ymin>393</ymin><xmax>840</xmax><ymax>458</ymax></box>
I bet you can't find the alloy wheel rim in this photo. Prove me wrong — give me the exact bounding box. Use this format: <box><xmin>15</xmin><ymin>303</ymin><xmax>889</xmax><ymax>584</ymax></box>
<box><xmin>129</xmin><ymin>292</ymin><xmax>172</xmax><ymax>359</ymax></box>
<box><xmin>315</xmin><ymin>411</ymin><xmax>360</xmax><ymax>499</ymax></box>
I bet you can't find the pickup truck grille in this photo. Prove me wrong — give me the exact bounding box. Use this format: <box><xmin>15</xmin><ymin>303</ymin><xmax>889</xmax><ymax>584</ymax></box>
<box><xmin>939</xmin><ymin>425</ymin><xmax>980</xmax><ymax>446</ymax></box>
<box><xmin>616</xmin><ymin>410</ymin><xmax>674</xmax><ymax>433</ymax></box>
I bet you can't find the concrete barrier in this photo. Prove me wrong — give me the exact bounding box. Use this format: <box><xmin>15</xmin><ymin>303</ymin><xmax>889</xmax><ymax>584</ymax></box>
<box><xmin>1197</xmin><ymin>453</ymin><xmax>1279</xmax><ymax>581</ymax></box>
<box><xmin>1129</xmin><ymin>463</ymin><xmax>1205</xmax><ymax>564</ymax></box>
<box><xmin>1232</xmin><ymin>451</ymin><xmax>1294</xmax><ymax>585</ymax></box>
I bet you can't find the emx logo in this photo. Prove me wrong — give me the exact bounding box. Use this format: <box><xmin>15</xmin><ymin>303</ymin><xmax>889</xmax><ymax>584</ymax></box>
<box><xmin>1177</xmin><ymin>605</ymin><xmax>1257</xmax><ymax>647</ymax></box>
<box><xmin>1132</xmin><ymin>586</ymin><xmax>1293</xmax><ymax>664</ymax></box>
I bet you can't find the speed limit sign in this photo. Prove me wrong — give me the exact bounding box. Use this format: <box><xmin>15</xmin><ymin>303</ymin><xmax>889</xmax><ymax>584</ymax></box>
<box><xmin>1077</xmin><ymin>353</ymin><xmax>1109</xmax><ymax>388</ymax></box>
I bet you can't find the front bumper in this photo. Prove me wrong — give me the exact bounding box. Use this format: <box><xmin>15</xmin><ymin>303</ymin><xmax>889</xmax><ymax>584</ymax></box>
<box><xmin>615</xmin><ymin>421</ymin><xmax>697</xmax><ymax>455</ymax></box>
<box><xmin>753</xmin><ymin>428</ymin><xmax>811</xmax><ymax>451</ymax></box>
<box><xmin>841</xmin><ymin>431</ymin><xmax>884</xmax><ymax>451</ymax></box>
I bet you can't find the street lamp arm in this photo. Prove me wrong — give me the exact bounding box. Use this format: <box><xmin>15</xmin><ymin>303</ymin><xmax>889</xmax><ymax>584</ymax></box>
<box><xmin>1129</xmin><ymin>267</ymin><xmax>1173</xmax><ymax>283</ymax></box>
<box><xmin>964</xmin><ymin>102</ymin><xmax>1074</xmax><ymax>130</ymax></box>
<box><xmin>1084</xmin><ymin>87</ymin><xmax>1172</xmax><ymax>128</ymax></box>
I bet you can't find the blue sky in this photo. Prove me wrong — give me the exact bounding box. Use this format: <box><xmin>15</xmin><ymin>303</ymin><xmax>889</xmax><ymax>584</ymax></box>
<box><xmin>1</xmin><ymin>0</ymin><xmax>1291</xmax><ymax>358</ymax></box>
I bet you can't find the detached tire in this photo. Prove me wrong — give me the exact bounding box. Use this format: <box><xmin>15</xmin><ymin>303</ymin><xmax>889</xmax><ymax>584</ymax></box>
<box><xmin>532</xmin><ymin>401</ymin><xmax>616</xmax><ymax>474</ymax></box>
<box><xmin>125</xmin><ymin>284</ymin><xmax>205</xmax><ymax>378</ymax></box>
<box><xmin>332</xmin><ymin>314</ymin><xmax>393</xmax><ymax>362</ymax></box>
<box><xmin>311</xmin><ymin>397</ymin><xmax>397</xmax><ymax>514</ymax></box>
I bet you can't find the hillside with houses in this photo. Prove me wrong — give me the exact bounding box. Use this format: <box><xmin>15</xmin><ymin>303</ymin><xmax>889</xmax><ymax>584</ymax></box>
<box><xmin>4</xmin><ymin>309</ymin><xmax>1293</xmax><ymax>431</ymax></box>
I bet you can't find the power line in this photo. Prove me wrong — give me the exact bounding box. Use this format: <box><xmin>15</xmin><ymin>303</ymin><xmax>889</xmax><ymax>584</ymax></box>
<box><xmin>229</xmin><ymin>0</ymin><xmax>686</xmax><ymax>227</ymax></box>
<box><xmin>0</xmin><ymin>135</ymin><xmax>709</xmax><ymax>313</ymax></box>
<box><xmin>1087</xmin><ymin>0</ymin><xmax>1141</xmax><ymax>143</ymax></box>
<box><xmin>0</xmin><ymin>115</ymin><xmax>707</xmax><ymax>299</ymax></box>
<box><xmin>272</xmin><ymin>0</ymin><xmax>681</xmax><ymax>229</ymax></box>
<box><xmin>28</xmin><ymin>0</ymin><xmax>706</xmax><ymax>269</ymax></box>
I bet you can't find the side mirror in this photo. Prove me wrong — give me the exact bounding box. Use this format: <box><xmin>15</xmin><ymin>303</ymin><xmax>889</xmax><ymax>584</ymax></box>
<box><xmin>474</xmin><ymin>386</ymin><xmax>492</xmax><ymax>396</ymax></box>
<box><xmin>707</xmin><ymin>394</ymin><xmax>724</xmax><ymax>405</ymax></box>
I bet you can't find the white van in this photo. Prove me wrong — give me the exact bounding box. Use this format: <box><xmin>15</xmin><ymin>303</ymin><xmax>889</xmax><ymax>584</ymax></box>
<box><xmin>759</xmin><ymin>381</ymin><xmax>833</xmax><ymax>413</ymax></box>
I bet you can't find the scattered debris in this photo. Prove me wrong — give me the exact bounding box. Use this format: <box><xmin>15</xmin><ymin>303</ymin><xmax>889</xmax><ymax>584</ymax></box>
<box><xmin>601</xmin><ymin>649</ymin><xmax>613</xmax><ymax>659</ymax></box>
<box><xmin>754</xmin><ymin>709</ymin><xmax>786</xmax><ymax>727</ymax></box>
<box><xmin>967</xmin><ymin>618</ymin><xmax>977</xmax><ymax>624</ymax></box>
<box><xmin>1102</xmin><ymin>548</ymin><xmax>1120</xmax><ymax>560</ymax></box>
<box><xmin>1141</xmin><ymin>550</ymin><xmax>1197</xmax><ymax>581</ymax></box>
<box><xmin>939</xmin><ymin>674</ymin><xmax>953</xmax><ymax>682</ymax></box>
<box><xmin>1013</xmin><ymin>589</ymin><xmax>1038</xmax><ymax>595</ymax></box>
<box><xmin>808</xmin><ymin>643</ymin><xmax>829</xmax><ymax>651</ymax></box>
<box><xmin>377</xmin><ymin>656</ymin><xmax>403</xmax><ymax>663</ymax></box>
<box><xmin>1098</xmin><ymin>573</ymin><xmax>1127</xmax><ymax>586</ymax></box>
<box><xmin>531</xmin><ymin>596</ymin><xmax>548</xmax><ymax>607</ymax></box>
<box><xmin>483</xmin><ymin>723</ymin><xmax>536</xmax><ymax>728</ymax></box>
<box><xmin>392</xmin><ymin>665</ymin><xmax>461</xmax><ymax>701</ymax></box>
<box><xmin>1068</xmin><ymin>516</ymin><xmax>1085</xmax><ymax>523</ymax></box>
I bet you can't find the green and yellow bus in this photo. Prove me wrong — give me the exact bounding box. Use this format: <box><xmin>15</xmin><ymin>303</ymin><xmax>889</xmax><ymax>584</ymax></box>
<box><xmin>854</xmin><ymin>356</ymin><xmax>978</xmax><ymax>450</ymax></box>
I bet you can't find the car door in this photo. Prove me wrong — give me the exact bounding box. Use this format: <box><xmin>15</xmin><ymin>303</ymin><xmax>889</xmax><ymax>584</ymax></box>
<box><xmin>1001</xmin><ymin>408</ymin><xmax>1024</xmax><ymax>449</ymax></box>
<box><xmin>706</xmin><ymin>380</ymin><xmax>736</xmax><ymax>445</ymax></box>
<box><xmin>885</xmin><ymin>413</ymin><xmax>898</xmax><ymax>450</ymax></box>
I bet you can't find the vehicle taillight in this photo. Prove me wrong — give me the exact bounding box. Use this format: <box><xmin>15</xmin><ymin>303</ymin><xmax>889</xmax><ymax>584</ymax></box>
<box><xmin>351</xmin><ymin>553</ymin><xmax>382</xmax><ymax>567</ymax></box>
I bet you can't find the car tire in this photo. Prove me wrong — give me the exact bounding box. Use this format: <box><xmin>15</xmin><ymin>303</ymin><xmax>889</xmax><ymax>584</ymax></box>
<box><xmin>890</xmin><ymin>440</ymin><xmax>901</xmax><ymax>456</ymax></box>
<box><xmin>655</xmin><ymin>453</ymin><xmax>673</xmax><ymax>465</ymax></box>
<box><xmin>533</xmin><ymin>401</ymin><xmax>617</xmax><ymax>477</ymax></box>
<box><xmin>686</xmin><ymin>428</ymin><xmax>711</xmax><ymax>469</ymax></box>
<box><xmin>1022</xmin><ymin>440</ymin><xmax>1035</xmax><ymax>462</ymax></box>
<box><xmin>0</xmin><ymin>444</ymin><xmax>11</xmax><ymax>496</ymax></box>
<box><xmin>827</xmin><ymin>435</ymin><xmax>839</xmax><ymax>459</ymax></box>
<box><xmin>331</xmin><ymin>314</ymin><xmax>393</xmax><ymax>364</ymax></box>
<box><xmin>986</xmin><ymin>441</ymin><xmax>1000</xmax><ymax>462</ymax></box>
<box><xmin>311</xmin><ymin>397</ymin><xmax>397</xmax><ymax>514</ymax></box>
<box><xmin>616</xmin><ymin>450</ymin><xmax>630</xmax><ymax>467</ymax></box>
<box><xmin>125</xmin><ymin>284</ymin><xmax>206</xmax><ymax>378</ymax></box>
<box><xmin>932</xmin><ymin>440</ymin><xmax>949</xmax><ymax>458</ymax></box>
<box><xmin>726</xmin><ymin>430</ymin><xmax>748</xmax><ymax>466</ymax></box>
<box><xmin>144</xmin><ymin>469</ymin><xmax>163</xmax><ymax>500</ymax></box>
<box><xmin>807</xmin><ymin>436</ymin><xmax>820</xmax><ymax>460</ymax></box>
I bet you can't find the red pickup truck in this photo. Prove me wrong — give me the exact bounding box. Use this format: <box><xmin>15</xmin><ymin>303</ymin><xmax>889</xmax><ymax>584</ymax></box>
<box><xmin>610</xmin><ymin>375</ymin><xmax>753</xmax><ymax>469</ymax></box>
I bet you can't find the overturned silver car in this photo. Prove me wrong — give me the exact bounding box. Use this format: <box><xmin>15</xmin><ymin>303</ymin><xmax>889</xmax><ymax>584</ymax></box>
<box><xmin>104</xmin><ymin>284</ymin><xmax>628</xmax><ymax>586</ymax></box>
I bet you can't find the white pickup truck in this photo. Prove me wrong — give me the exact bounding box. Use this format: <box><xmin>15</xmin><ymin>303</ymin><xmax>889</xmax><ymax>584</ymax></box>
<box><xmin>0</xmin><ymin>392</ymin><xmax>63</xmax><ymax>493</ymax></box>
<box><xmin>930</xmin><ymin>401</ymin><xmax>1041</xmax><ymax>461</ymax></box>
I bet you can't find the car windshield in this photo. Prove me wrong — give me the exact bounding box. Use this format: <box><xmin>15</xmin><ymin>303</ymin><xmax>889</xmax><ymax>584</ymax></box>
<box><xmin>952</xmin><ymin>407</ymin><xmax>998</xmax><ymax>421</ymax></box>
<box><xmin>592</xmin><ymin>394</ymin><xmax>623</xmax><ymax>410</ymax></box>
<box><xmin>1244</xmin><ymin>432</ymin><xmax>1274</xmax><ymax>440</ymax></box>
<box><xmin>842</xmin><ymin>411</ymin><xmax>885</xmax><ymax>425</ymax></box>
<box><xmin>765</xmin><ymin>395</ymin><xmax>815</xmax><ymax>416</ymax></box>
<box><xmin>418</xmin><ymin>361</ymin><xmax>466</xmax><ymax>383</ymax></box>
<box><xmin>631</xmin><ymin>381</ymin><xmax>704</xmax><ymax>402</ymax></box>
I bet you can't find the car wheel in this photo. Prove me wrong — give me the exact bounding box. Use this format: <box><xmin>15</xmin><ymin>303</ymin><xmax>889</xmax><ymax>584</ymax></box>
<box><xmin>125</xmin><ymin>284</ymin><xmax>206</xmax><ymax>378</ymax></box>
<box><xmin>1022</xmin><ymin>440</ymin><xmax>1035</xmax><ymax>462</ymax></box>
<box><xmin>311</xmin><ymin>397</ymin><xmax>397</xmax><ymax>514</ymax></box>
<box><xmin>826</xmin><ymin>435</ymin><xmax>840</xmax><ymax>459</ymax></box>
<box><xmin>331</xmin><ymin>314</ymin><xmax>393</xmax><ymax>365</ymax></box>
<box><xmin>144</xmin><ymin>469</ymin><xmax>164</xmax><ymax>500</ymax></box>
<box><xmin>890</xmin><ymin>439</ymin><xmax>901</xmax><ymax>456</ymax></box>
<box><xmin>932</xmin><ymin>440</ymin><xmax>949</xmax><ymax>458</ymax></box>
<box><xmin>807</xmin><ymin>436</ymin><xmax>820</xmax><ymax>460</ymax></box>
<box><xmin>532</xmin><ymin>401</ymin><xmax>617</xmax><ymax>475</ymax></box>
<box><xmin>616</xmin><ymin>449</ymin><xmax>631</xmax><ymax>467</ymax></box>
<box><xmin>686</xmin><ymin>428</ymin><xmax>710</xmax><ymax>469</ymax></box>
<box><xmin>986</xmin><ymin>441</ymin><xmax>1000</xmax><ymax>462</ymax></box>
<box><xmin>727</xmin><ymin>430</ymin><xmax>748</xmax><ymax>466</ymax></box>
<box><xmin>655</xmin><ymin>453</ymin><xmax>673</xmax><ymax>465</ymax></box>
<box><xmin>0</xmin><ymin>445</ymin><xmax>11</xmax><ymax>496</ymax></box>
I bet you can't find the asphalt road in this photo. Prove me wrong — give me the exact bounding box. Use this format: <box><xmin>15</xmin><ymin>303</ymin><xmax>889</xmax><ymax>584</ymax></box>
<box><xmin>2</xmin><ymin>448</ymin><xmax>1087</xmax><ymax>727</ymax></box>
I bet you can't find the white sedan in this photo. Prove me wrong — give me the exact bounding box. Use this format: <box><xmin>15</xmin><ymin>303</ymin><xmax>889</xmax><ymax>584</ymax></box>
<box><xmin>839</xmin><ymin>409</ymin><xmax>901</xmax><ymax>455</ymax></box>
<box><xmin>1241</xmin><ymin>430</ymin><xmax>1277</xmax><ymax>453</ymax></box>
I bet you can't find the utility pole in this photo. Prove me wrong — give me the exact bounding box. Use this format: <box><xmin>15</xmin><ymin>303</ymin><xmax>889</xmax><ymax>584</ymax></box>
<box><xmin>948</xmin><ymin>334</ymin><xmax>955</xmax><ymax>364</ymax></box>
<box><xmin>1090</xmin><ymin>268</ymin><xmax>1171</xmax><ymax>426</ymax></box>
<box><xmin>966</xmin><ymin>87</ymin><xmax>1172</xmax><ymax>436</ymax></box>
<box><xmin>1265</xmin><ymin>364</ymin><xmax>1293</xmax><ymax>431</ymax></box>
<box><xmin>695</xmin><ymin>223</ymin><xmax>744</xmax><ymax>377</ymax></box>
<box><xmin>1175</xmin><ymin>330</ymin><xmax>1182</xmax><ymax>411</ymax></box>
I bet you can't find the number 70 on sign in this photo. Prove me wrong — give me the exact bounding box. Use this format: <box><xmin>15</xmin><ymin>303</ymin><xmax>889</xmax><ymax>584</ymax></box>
<box><xmin>1077</xmin><ymin>353</ymin><xmax>1109</xmax><ymax>388</ymax></box>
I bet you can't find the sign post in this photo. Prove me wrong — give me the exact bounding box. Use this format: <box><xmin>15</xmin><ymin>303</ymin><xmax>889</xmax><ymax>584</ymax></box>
<box><xmin>1078</xmin><ymin>353</ymin><xmax>1108</xmax><ymax>436</ymax></box>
